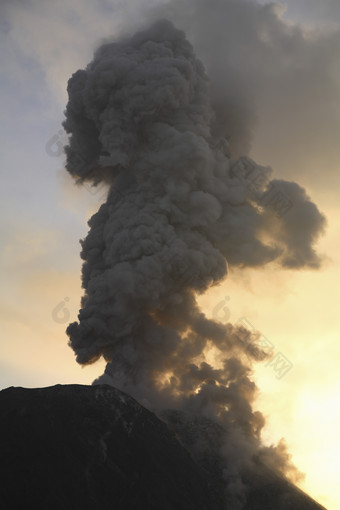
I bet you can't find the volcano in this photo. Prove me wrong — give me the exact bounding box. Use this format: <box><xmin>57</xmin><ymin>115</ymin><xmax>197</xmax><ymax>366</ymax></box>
<box><xmin>0</xmin><ymin>384</ymin><xmax>326</xmax><ymax>509</ymax></box>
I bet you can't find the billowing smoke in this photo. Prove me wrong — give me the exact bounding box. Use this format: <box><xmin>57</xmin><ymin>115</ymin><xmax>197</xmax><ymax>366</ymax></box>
<box><xmin>147</xmin><ymin>0</ymin><xmax>340</xmax><ymax>191</ymax></box>
<box><xmin>63</xmin><ymin>18</ymin><xmax>325</xmax><ymax>507</ymax></box>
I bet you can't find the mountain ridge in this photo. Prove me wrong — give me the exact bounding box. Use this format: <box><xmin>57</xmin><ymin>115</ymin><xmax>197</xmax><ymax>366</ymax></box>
<box><xmin>0</xmin><ymin>384</ymin><xmax>326</xmax><ymax>510</ymax></box>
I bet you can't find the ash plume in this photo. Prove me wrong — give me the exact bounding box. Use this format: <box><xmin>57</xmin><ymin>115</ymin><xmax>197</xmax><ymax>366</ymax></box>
<box><xmin>63</xmin><ymin>19</ymin><xmax>325</xmax><ymax>507</ymax></box>
<box><xmin>151</xmin><ymin>0</ymin><xmax>340</xmax><ymax>190</ymax></box>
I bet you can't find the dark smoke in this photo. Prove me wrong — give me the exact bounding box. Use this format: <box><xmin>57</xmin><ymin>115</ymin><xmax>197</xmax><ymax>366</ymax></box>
<box><xmin>63</xmin><ymin>19</ymin><xmax>324</xmax><ymax>507</ymax></box>
<box><xmin>150</xmin><ymin>0</ymin><xmax>340</xmax><ymax>190</ymax></box>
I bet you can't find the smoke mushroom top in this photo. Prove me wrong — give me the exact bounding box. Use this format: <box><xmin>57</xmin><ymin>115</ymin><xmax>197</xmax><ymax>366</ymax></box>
<box><xmin>63</xmin><ymin>19</ymin><xmax>325</xmax><ymax>504</ymax></box>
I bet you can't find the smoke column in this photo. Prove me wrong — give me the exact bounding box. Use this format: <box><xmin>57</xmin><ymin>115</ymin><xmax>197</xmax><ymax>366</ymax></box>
<box><xmin>63</xmin><ymin>19</ymin><xmax>325</xmax><ymax>507</ymax></box>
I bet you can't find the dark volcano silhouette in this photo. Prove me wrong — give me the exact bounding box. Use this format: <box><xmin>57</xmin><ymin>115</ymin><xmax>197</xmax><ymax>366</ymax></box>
<box><xmin>0</xmin><ymin>384</ymin><xmax>326</xmax><ymax>510</ymax></box>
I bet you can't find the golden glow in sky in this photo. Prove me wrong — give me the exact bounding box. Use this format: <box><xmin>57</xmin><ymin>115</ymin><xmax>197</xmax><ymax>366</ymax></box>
<box><xmin>1</xmin><ymin>1</ymin><xmax>340</xmax><ymax>508</ymax></box>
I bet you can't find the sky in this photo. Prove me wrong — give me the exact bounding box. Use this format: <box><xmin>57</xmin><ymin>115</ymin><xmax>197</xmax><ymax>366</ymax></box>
<box><xmin>1</xmin><ymin>0</ymin><xmax>339</xmax><ymax>508</ymax></box>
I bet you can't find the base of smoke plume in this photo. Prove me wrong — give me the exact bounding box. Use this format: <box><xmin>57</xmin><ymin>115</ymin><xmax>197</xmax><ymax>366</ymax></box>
<box><xmin>0</xmin><ymin>384</ymin><xmax>326</xmax><ymax>510</ymax></box>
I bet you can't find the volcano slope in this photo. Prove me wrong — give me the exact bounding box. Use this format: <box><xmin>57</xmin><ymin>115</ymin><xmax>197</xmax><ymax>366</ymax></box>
<box><xmin>0</xmin><ymin>384</ymin><xmax>326</xmax><ymax>510</ymax></box>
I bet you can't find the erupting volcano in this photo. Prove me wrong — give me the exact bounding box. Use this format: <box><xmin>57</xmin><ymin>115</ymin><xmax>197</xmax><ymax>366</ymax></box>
<box><xmin>61</xmin><ymin>19</ymin><xmax>325</xmax><ymax>508</ymax></box>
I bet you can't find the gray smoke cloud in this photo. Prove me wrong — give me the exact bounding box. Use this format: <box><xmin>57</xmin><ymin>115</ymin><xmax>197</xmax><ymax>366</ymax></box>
<box><xmin>149</xmin><ymin>0</ymin><xmax>340</xmax><ymax>190</ymax></box>
<box><xmin>63</xmin><ymin>17</ymin><xmax>323</xmax><ymax>507</ymax></box>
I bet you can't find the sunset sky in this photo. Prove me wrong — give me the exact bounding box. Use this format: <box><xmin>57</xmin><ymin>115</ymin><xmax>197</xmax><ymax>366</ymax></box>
<box><xmin>1</xmin><ymin>1</ymin><xmax>340</xmax><ymax>508</ymax></box>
